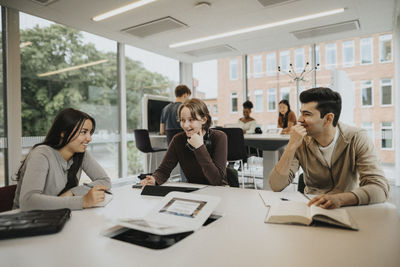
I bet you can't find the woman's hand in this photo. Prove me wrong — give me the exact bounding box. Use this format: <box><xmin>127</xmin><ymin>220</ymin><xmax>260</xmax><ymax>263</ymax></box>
<box><xmin>188</xmin><ymin>131</ymin><xmax>204</xmax><ymax>149</ymax></box>
<box><xmin>141</xmin><ymin>176</ymin><xmax>156</xmax><ymax>186</ymax></box>
<box><xmin>82</xmin><ymin>185</ymin><xmax>107</xmax><ymax>208</ymax></box>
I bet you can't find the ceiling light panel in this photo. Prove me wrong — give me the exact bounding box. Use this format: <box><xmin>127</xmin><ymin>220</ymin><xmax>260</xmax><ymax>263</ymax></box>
<box><xmin>169</xmin><ymin>8</ymin><xmax>345</xmax><ymax>48</ymax></box>
<box><xmin>92</xmin><ymin>0</ymin><xmax>158</xmax><ymax>22</ymax></box>
<box><xmin>122</xmin><ymin>17</ymin><xmax>187</xmax><ymax>38</ymax></box>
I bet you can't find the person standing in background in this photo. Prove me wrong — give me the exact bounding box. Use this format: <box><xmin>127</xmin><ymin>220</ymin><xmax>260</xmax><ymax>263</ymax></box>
<box><xmin>160</xmin><ymin>85</ymin><xmax>191</xmax><ymax>135</ymax></box>
<box><xmin>238</xmin><ymin>100</ymin><xmax>257</xmax><ymax>134</ymax></box>
<box><xmin>278</xmin><ymin>100</ymin><xmax>297</xmax><ymax>134</ymax></box>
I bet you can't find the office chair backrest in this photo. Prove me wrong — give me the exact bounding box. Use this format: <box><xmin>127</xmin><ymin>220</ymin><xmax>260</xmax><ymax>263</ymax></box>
<box><xmin>133</xmin><ymin>129</ymin><xmax>153</xmax><ymax>153</ymax></box>
<box><xmin>219</xmin><ymin>128</ymin><xmax>247</xmax><ymax>162</ymax></box>
<box><xmin>226</xmin><ymin>167</ymin><xmax>239</xmax><ymax>188</ymax></box>
<box><xmin>0</xmin><ymin>184</ymin><xmax>17</xmax><ymax>212</ymax></box>
<box><xmin>165</xmin><ymin>128</ymin><xmax>184</xmax><ymax>145</ymax></box>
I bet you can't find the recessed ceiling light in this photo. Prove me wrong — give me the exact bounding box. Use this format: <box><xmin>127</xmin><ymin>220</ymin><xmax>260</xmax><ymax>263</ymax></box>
<box><xmin>92</xmin><ymin>0</ymin><xmax>158</xmax><ymax>22</ymax></box>
<box><xmin>38</xmin><ymin>59</ymin><xmax>108</xmax><ymax>77</ymax></box>
<box><xmin>169</xmin><ymin>8</ymin><xmax>345</xmax><ymax>48</ymax></box>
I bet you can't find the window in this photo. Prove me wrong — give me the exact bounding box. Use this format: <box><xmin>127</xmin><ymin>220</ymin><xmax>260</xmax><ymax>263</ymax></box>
<box><xmin>362</xmin><ymin>122</ymin><xmax>374</xmax><ymax>142</ymax></box>
<box><xmin>266</xmin><ymin>52</ymin><xmax>276</xmax><ymax>76</ymax></box>
<box><xmin>309</xmin><ymin>45</ymin><xmax>321</xmax><ymax>68</ymax></box>
<box><xmin>381</xmin><ymin>122</ymin><xmax>393</xmax><ymax>149</ymax></box>
<box><xmin>279</xmin><ymin>50</ymin><xmax>290</xmax><ymax>72</ymax></box>
<box><xmin>294</xmin><ymin>48</ymin><xmax>305</xmax><ymax>71</ymax></box>
<box><xmin>20</xmin><ymin>13</ymin><xmax>120</xmax><ymax>179</ymax></box>
<box><xmin>231</xmin><ymin>93</ymin><xmax>238</xmax><ymax>113</ymax></box>
<box><xmin>361</xmin><ymin>81</ymin><xmax>373</xmax><ymax>107</ymax></box>
<box><xmin>253</xmin><ymin>55</ymin><xmax>263</xmax><ymax>78</ymax></box>
<box><xmin>280</xmin><ymin>87</ymin><xmax>290</xmax><ymax>101</ymax></box>
<box><xmin>325</xmin><ymin>43</ymin><xmax>337</xmax><ymax>69</ymax></box>
<box><xmin>213</xmin><ymin>105</ymin><xmax>218</xmax><ymax>114</ymax></box>
<box><xmin>360</xmin><ymin>38</ymin><xmax>373</xmax><ymax>65</ymax></box>
<box><xmin>342</xmin><ymin>40</ymin><xmax>354</xmax><ymax>67</ymax></box>
<box><xmin>230</xmin><ymin>59</ymin><xmax>239</xmax><ymax>80</ymax></box>
<box><xmin>380</xmin><ymin>78</ymin><xmax>392</xmax><ymax>106</ymax></box>
<box><xmin>379</xmin><ymin>34</ymin><xmax>392</xmax><ymax>63</ymax></box>
<box><xmin>254</xmin><ymin>90</ymin><xmax>263</xmax><ymax>112</ymax></box>
<box><xmin>267</xmin><ymin>88</ymin><xmax>277</xmax><ymax>111</ymax></box>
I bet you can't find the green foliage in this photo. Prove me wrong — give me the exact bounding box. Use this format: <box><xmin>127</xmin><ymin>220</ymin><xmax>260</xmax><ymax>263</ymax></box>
<box><xmin>19</xmin><ymin>23</ymin><xmax>174</xmax><ymax>174</ymax></box>
<box><xmin>20</xmin><ymin>23</ymin><xmax>172</xmax><ymax>136</ymax></box>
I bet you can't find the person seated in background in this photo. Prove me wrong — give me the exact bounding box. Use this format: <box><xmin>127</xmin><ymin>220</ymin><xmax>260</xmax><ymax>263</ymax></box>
<box><xmin>238</xmin><ymin>100</ymin><xmax>257</xmax><ymax>134</ymax></box>
<box><xmin>13</xmin><ymin>108</ymin><xmax>111</xmax><ymax>211</ymax></box>
<box><xmin>142</xmin><ymin>98</ymin><xmax>228</xmax><ymax>186</ymax></box>
<box><xmin>277</xmin><ymin>100</ymin><xmax>297</xmax><ymax>134</ymax></box>
<box><xmin>160</xmin><ymin>84</ymin><xmax>191</xmax><ymax>135</ymax></box>
<box><xmin>269</xmin><ymin>87</ymin><xmax>389</xmax><ymax>209</ymax></box>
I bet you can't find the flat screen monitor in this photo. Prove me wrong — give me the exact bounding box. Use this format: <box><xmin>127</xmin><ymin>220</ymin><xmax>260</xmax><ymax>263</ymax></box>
<box><xmin>142</xmin><ymin>95</ymin><xmax>172</xmax><ymax>133</ymax></box>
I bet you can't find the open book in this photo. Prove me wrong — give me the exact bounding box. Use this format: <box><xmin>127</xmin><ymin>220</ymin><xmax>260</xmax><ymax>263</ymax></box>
<box><xmin>265</xmin><ymin>201</ymin><xmax>358</xmax><ymax>230</ymax></box>
<box><xmin>115</xmin><ymin>192</ymin><xmax>221</xmax><ymax>235</ymax></box>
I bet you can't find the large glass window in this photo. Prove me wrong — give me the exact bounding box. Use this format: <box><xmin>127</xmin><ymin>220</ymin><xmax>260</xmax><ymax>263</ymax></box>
<box><xmin>342</xmin><ymin>40</ymin><xmax>354</xmax><ymax>67</ymax></box>
<box><xmin>279</xmin><ymin>50</ymin><xmax>290</xmax><ymax>72</ymax></box>
<box><xmin>20</xmin><ymin>13</ymin><xmax>120</xmax><ymax>178</ymax></box>
<box><xmin>125</xmin><ymin>46</ymin><xmax>179</xmax><ymax>175</ymax></box>
<box><xmin>379</xmin><ymin>34</ymin><xmax>392</xmax><ymax>63</ymax></box>
<box><xmin>254</xmin><ymin>90</ymin><xmax>263</xmax><ymax>112</ymax></box>
<box><xmin>380</xmin><ymin>78</ymin><xmax>392</xmax><ymax>106</ymax></box>
<box><xmin>280</xmin><ymin>87</ymin><xmax>290</xmax><ymax>101</ymax></box>
<box><xmin>253</xmin><ymin>55</ymin><xmax>263</xmax><ymax>78</ymax></box>
<box><xmin>266</xmin><ymin>52</ymin><xmax>276</xmax><ymax>76</ymax></box>
<box><xmin>381</xmin><ymin>122</ymin><xmax>393</xmax><ymax>150</ymax></box>
<box><xmin>360</xmin><ymin>38</ymin><xmax>373</xmax><ymax>65</ymax></box>
<box><xmin>230</xmin><ymin>59</ymin><xmax>238</xmax><ymax>80</ymax></box>
<box><xmin>361</xmin><ymin>80</ymin><xmax>373</xmax><ymax>107</ymax></box>
<box><xmin>267</xmin><ymin>88</ymin><xmax>277</xmax><ymax>112</ymax></box>
<box><xmin>294</xmin><ymin>48</ymin><xmax>305</xmax><ymax>71</ymax></box>
<box><xmin>325</xmin><ymin>43</ymin><xmax>337</xmax><ymax>69</ymax></box>
<box><xmin>230</xmin><ymin>93</ymin><xmax>238</xmax><ymax>113</ymax></box>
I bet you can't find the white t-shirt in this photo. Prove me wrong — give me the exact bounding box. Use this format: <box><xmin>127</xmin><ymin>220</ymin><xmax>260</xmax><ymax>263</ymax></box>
<box><xmin>318</xmin><ymin>128</ymin><xmax>339</xmax><ymax>168</ymax></box>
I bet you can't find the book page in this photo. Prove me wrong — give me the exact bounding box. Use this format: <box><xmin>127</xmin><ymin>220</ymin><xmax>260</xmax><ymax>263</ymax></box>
<box><xmin>310</xmin><ymin>205</ymin><xmax>352</xmax><ymax>227</ymax></box>
<box><xmin>266</xmin><ymin>201</ymin><xmax>312</xmax><ymax>225</ymax></box>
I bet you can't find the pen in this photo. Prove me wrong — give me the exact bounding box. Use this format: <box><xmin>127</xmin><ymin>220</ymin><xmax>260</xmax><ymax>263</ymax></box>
<box><xmin>302</xmin><ymin>192</ymin><xmax>311</xmax><ymax>200</ymax></box>
<box><xmin>83</xmin><ymin>183</ymin><xmax>112</xmax><ymax>195</ymax></box>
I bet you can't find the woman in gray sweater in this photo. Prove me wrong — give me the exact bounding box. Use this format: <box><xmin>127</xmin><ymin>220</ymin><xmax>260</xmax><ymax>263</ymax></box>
<box><xmin>13</xmin><ymin>108</ymin><xmax>111</xmax><ymax>211</ymax></box>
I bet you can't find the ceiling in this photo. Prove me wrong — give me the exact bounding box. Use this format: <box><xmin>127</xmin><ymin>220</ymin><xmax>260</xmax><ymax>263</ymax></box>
<box><xmin>1</xmin><ymin>0</ymin><xmax>399</xmax><ymax>63</ymax></box>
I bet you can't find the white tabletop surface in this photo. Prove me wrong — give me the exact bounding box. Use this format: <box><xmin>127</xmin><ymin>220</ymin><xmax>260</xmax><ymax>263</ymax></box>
<box><xmin>1</xmin><ymin>183</ymin><xmax>399</xmax><ymax>267</ymax></box>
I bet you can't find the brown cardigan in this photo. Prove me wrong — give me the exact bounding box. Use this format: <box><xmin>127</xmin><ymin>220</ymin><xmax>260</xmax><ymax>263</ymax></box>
<box><xmin>278</xmin><ymin>110</ymin><xmax>297</xmax><ymax>129</ymax></box>
<box><xmin>153</xmin><ymin>129</ymin><xmax>228</xmax><ymax>186</ymax></box>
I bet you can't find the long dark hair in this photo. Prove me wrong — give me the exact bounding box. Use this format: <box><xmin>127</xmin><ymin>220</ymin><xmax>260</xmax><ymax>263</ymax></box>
<box><xmin>16</xmin><ymin>108</ymin><xmax>96</xmax><ymax>194</ymax></box>
<box><xmin>279</xmin><ymin>100</ymin><xmax>291</xmax><ymax>128</ymax></box>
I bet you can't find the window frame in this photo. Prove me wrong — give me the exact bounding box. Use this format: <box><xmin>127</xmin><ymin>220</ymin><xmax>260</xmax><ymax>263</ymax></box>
<box><xmin>360</xmin><ymin>37</ymin><xmax>373</xmax><ymax>65</ymax></box>
<box><xmin>380</xmin><ymin>122</ymin><xmax>394</xmax><ymax>150</ymax></box>
<box><xmin>229</xmin><ymin>59</ymin><xmax>239</xmax><ymax>80</ymax></box>
<box><xmin>380</xmin><ymin>78</ymin><xmax>393</xmax><ymax>106</ymax></box>
<box><xmin>379</xmin><ymin>34</ymin><xmax>393</xmax><ymax>63</ymax></box>
<box><xmin>253</xmin><ymin>54</ymin><xmax>263</xmax><ymax>78</ymax></box>
<box><xmin>342</xmin><ymin>40</ymin><xmax>355</xmax><ymax>68</ymax></box>
<box><xmin>325</xmin><ymin>43</ymin><xmax>337</xmax><ymax>69</ymax></box>
<box><xmin>279</xmin><ymin>50</ymin><xmax>290</xmax><ymax>72</ymax></box>
<box><xmin>230</xmin><ymin>92</ymin><xmax>238</xmax><ymax>113</ymax></box>
<box><xmin>360</xmin><ymin>80</ymin><xmax>374</xmax><ymax>107</ymax></box>
<box><xmin>267</xmin><ymin>88</ymin><xmax>277</xmax><ymax>112</ymax></box>
<box><xmin>254</xmin><ymin>89</ymin><xmax>263</xmax><ymax>112</ymax></box>
<box><xmin>266</xmin><ymin>52</ymin><xmax>277</xmax><ymax>76</ymax></box>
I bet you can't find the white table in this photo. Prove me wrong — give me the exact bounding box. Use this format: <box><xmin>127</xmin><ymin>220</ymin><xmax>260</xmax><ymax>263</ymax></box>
<box><xmin>244</xmin><ymin>134</ymin><xmax>290</xmax><ymax>189</ymax></box>
<box><xmin>1</xmin><ymin>184</ymin><xmax>399</xmax><ymax>267</ymax></box>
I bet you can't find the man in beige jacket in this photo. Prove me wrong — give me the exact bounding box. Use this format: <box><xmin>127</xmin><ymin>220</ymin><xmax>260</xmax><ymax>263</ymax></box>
<box><xmin>269</xmin><ymin>87</ymin><xmax>389</xmax><ymax>209</ymax></box>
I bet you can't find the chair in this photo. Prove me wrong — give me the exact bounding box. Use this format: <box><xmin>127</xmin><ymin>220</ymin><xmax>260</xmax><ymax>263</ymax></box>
<box><xmin>219</xmin><ymin>127</ymin><xmax>255</xmax><ymax>188</ymax></box>
<box><xmin>297</xmin><ymin>173</ymin><xmax>306</xmax><ymax>194</ymax></box>
<box><xmin>0</xmin><ymin>184</ymin><xmax>17</xmax><ymax>212</ymax></box>
<box><xmin>134</xmin><ymin>129</ymin><xmax>167</xmax><ymax>173</ymax></box>
<box><xmin>165</xmin><ymin>128</ymin><xmax>184</xmax><ymax>145</ymax></box>
<box><xmin>226</xmin><ymin>167</ymin><xmax>239</xmax><ymax>188</ymax></box>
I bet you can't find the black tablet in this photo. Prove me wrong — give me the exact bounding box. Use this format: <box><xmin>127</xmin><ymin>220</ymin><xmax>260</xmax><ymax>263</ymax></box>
<box><xmin>140</xmin><ymin>185</ymin><xmax>199</xmax><ymax>197</ymax></box>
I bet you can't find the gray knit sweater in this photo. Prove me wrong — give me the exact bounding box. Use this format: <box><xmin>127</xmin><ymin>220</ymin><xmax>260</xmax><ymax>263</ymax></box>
<box><xmin>13</xmin><ymin>145</ymin><xmax>111</xmax><ymax>211</ymax></box>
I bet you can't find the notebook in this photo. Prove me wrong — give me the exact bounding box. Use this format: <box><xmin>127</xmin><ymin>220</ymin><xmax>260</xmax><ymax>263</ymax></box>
<box><xmin>0</xmin><ymin>208</ymin><xmax>71</xmax><ymax>239</ymax></box>
<box><xmin>115</xmin><ymin>191</ymin><xmax>221</xmax><ymax>235</ymax></box>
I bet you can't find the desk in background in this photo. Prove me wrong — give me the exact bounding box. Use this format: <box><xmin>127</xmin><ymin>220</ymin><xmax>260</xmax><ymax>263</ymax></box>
<box><xmin>244</xmin><ymin>133</ymin><xmax>289</xmax><ymax>189</ymax></box>
<box><xmin>1</xmin><ymin>183</ymin><xmax>399</xmax><ymax>267</ymax></box>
